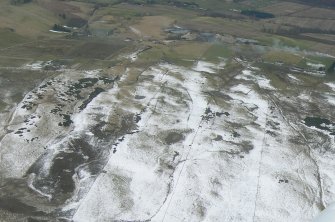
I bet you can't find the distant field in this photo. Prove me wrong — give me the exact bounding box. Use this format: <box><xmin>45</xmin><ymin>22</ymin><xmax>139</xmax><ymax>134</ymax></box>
<box><xmin>273</xmin><ymin>17</ymin><xmax>335</xmax><ymax>32</ymax></box>
<box><xmin>179</xmin><ymin>16</ymin><xmax>262</xmax><ymax>38</ymax></box>
<box><xmin>302</xmin><ymin>33</ymin><xmax>335</xmax><ymax>44</ymax></box>
<box><xmin>0</xmin><ymin>0</ymin><xmax>334</xmax><ymax>68</ymax></box>
<box><xmin>131</xmin><ymin>16</ymin><xmax>174</xmax><ymax>39</ymax></box>
<box><xmin>260</xmin><ymin>2</ymin><xmax>310</xmax><ymax>16</ymax></box>
<box><xmin>0</xmin><ymin>1</ymin><xmax>61</xmax><ymax>37</ymax></box>
<box><xmin>292</xmin><ymin>7</ymin><xmax>335</xmax><ymax>20</ymax></box>
<box><xmin>0</xmin><ymin>69</ymin><xmax>54</xmax><ymax>107</ymax></box>
<box><xmin>0</xmin><ymin>29</ymin><xmax>29</xmax><ymax>49</ymax></box>
<box><xmin>0</xmin><ymin>39</ymin><xmax>81</xmax><ymax>59</ymax></box>
<box><xmin>260</xmin><ymin>1</ymin><xmax>335</xmax><ymax>34</ymax></box>
<box><xmin>68</xmin><ymin>39</ymin><xmax>127</xmax><ymax>59</ymax></box>
<box><xmin>263</xmin><ymin>50</ymin><xmax>303</xmax><ymax>65</ymax></box>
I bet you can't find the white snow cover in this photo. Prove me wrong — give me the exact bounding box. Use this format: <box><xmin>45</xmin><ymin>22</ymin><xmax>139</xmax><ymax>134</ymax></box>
<box><xmin>323</xmin><ymin>94</ymin><xmax>335</xmax><ymax>106</ymax></box>
<box><xmin>70</xmin><ymin>64</ymin><xmax>324</xmax><ymax>222</ymax></box>
<box><xmin>49</xmin><ymin>30</ymin><xmax>68</xmax><ymax>34</ymax></box>
<box><xmin>192</xmin><ymin>60</ymin><xmax>224</xmax><ymax>73</ymax></box>
<box><xmin>0</xmin><ymin>68</ymin><xmax>112</xmax><ymax>178</ymax></box>
<box><xmin>307</xmin><ymin>62</ymin><xmax>325</xmax><ymax>69</ymax></box>
<box><xmin>129</xmin><ymin>26</ymin><xmax>141</xmax><ymax>36</ymax></box>
<box><xmin>73</xmin><ymin>63</ymin><xmax>210</xmax><ymax>221</ymax></box>
<box><xmin>235</xmin><ymin>69</ymin><xmax>275</xmax><ymax>90</ymax></box>
<box><xmin>313</xmin><ymin>203</ymin><xmax>335</xmax><ymax>222</ymax></box>
<box><xmin>1</xmin><ymin>60</ymin><xmax>333</xmax><ymax>222</ymax></box>
<box><xmin>288</xmin><ymin>74</ymin><xmax>301</xmax><ymax>82</ymax></box>
<box><xmin>325</xmin><ymin>82</ymin><xmax>335</xmax><ymax>91</ymax></box>
<box><xmin>231</xmin><ymin>84</ymin><xmax>252</xmax><ymax>94</ymax></box>
<box><xmin>122</xmin><ymin>50</ymin><xmax>141</xmax><ymax>62</ymax></box>
<box><xmin>23</xmin><ymin>61</ymin><xmax>44</xmax><ymax>70</ymax></box>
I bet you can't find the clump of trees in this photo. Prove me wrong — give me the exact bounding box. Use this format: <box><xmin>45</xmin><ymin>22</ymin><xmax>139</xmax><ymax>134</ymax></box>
<box><xmin>328</xmin><ymin>62</ymin><xmax>335</xmax><ymax>74</ymax></box>
<box><xmin>241</xmin><ymin>10</ymin><xmax>275</xmax><ymax>19</ymax></box>
<box><xmin>59</xmin><ymin>13</ymin><xmax>66</xmax><ymax>20</ymax></box>
<box><xmin>66</xmin><ymin>17</ymin><xmax>88</xmax><ymax>28</ymax></box>
<box><xmin>167</xmin><ymin>0</ymin><xmax>199</xmax><ymax>8</ymax></box>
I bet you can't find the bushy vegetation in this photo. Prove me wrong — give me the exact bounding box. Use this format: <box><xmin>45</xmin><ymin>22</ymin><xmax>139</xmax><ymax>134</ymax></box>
<box><xmin>328</xmin><ymin>62</ymin><xmax>335</xmax><ymax>74</ymax></box>
<box><xmin>66</xmin><ymin>17</ymin><xmax>88</xmax><ymax>28</ymax></box>
<box><xmin>241</xmin><ymin>10</ymin><xmax>274</xmax><ymax>19</ymax></box>
<box><xmin>10</xmin><ymin>0</ymin><xmax>32</xmax><ymax>5</ymax></box>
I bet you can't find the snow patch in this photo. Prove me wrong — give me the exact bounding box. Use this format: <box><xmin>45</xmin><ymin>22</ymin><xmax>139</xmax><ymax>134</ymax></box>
<box><xmin>307</xmin><ymin>62</ymin><xmax>325</xmax><ymax>69</ymax></box>
<box><xmin>288</xmin><ymin>74</ymin><xmax>301</xmax><ymax>82</ymax></box>
<box><xmin>130</xmin><ymin>26</ymin><xmax>141</xmax><ymax>36</ymax></box>
<box><xmin>325</xmin><ymin>82</ymin><xmax>335</xmax><ymax>91</ymax></box>
<box><xmin>192</xmin><ymin>60</ymin><xmax>224</xmax><ymax>73</ymax></box>
<box><xmin>49</xmin><ymin>30</ymin><xmax>68</xmax><ymax>34</ymax></box>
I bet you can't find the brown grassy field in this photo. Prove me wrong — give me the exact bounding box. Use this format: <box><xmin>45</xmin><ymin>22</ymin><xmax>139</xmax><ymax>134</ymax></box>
<box><xmin>261</xmin><ymin>1</ymin><xmax>335</xmax><ymax>33</ymax></box>
<box><xmin>302</xmin><ymin>33</ymin><xmax>335</xmax><ymax>43</ymax></box>
<box><xmin>0</xmin><ymin>0</ymin><xmax>334</xmax><ymax>70</ymax></box>
<box><xmin>261</xmin><ymin>2</ymin><xmax>310</xmax><ymax>16</ymax></box>
<box><xmin>0</xmin><ymin>1</ymin><xmax>60</xmax><ymax>37</ymax></box>
<box><xmin>131</xmin><ymin>16</ymin><xmax>174</xmax><ymax>39</ymax></box>
<box><xmin>68</xmin><ymin>39</ymin><xmax>127</xmax><ymax>59</ymax></box>
<box><xmin>273</xmin><ymin>17</ymin><xmax>335</xmax><ymax>31</ymax></box>
<box><xmin>292</xmin><ymin>7</ymin><xmax>335</xmax><ymax>20</ymax></box>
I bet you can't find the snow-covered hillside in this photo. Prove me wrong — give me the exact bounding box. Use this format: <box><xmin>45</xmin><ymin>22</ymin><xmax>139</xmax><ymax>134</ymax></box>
<box><xmin>0</xmin><ymin>59</ymin><xmax>334</xmax><ymax>222</ymax></box>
